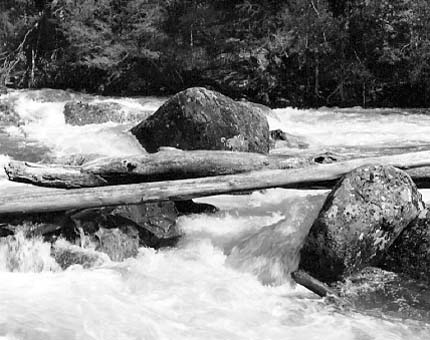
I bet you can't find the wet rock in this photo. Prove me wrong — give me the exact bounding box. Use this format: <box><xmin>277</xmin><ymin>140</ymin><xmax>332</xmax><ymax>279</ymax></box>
<box><xmin>337</xmin><ymin>267</ymin><xmax>430</xmax><ymax>323</ymax></box>
<box><xmin>131</xmin><ymin>87</ymin><xmax>270</xmax><ymax>154</ymax></box>
<box><xmin>174</xmin><ymin>200</ymin><xmax>219</xmax><ymax>215</ymax></box>
<box><xmin>52</xmin><ymin>241</ymin><xmax>108</xmax><ymax>269</ymax></box>
<box><xmin>270</xmin><ymin>129</ymin><xmax>309</xmax><ymax>149</ymax></box>
<box><xmin>312</xmin><ymin>151</ymin><xmax>346</xmax><ymax>164</ymax></box>
<box><xmin>300</xmin><ymin>164</ymin><xmax>424</xmax><ymax>283</ymax></box>
<box><xmin>64</xmin><ymin>101</ymin><xmax>142</xmax><ymax>125</ymax></box>
<box><xmin>380</xmin><ymin>210</ymin><xmax>430</xmax><ymax>283</ymax></box>
<box><xmin>94</xmin><ymin>226</ymin><xmax>140</xmax><ymax>261</ymax></box>
<box><xmin>68</xmin><ymin>201</ymin><xmax>181</xmax><ymax>260</ymax></box>
<box><xmin>109</xmin><ymin>202</ymin><xmax>180</xmax><ymax>243</ymax></box>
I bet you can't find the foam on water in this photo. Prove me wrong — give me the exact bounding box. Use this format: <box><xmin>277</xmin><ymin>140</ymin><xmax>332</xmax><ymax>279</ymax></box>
<box><xmin>270</xmin><ymin>107</ymin><xmax>430</xmax><ymax>156</ymax></box>
<box><xmin>0</xmin><ymin>190</ymin><xmax>428</xmax><ymax>339</ymax></box>
<box><xmin>1</xmin><ymin>90</ymin><xmax>430</xmax><ymax>338</ymax></box>
<box><xmin>0</xmin><ymin>231</ymin><xmax>58</xmax><ymax>273</ymax></box>
<box><xmin>0</xmin><ymin>89</ymin><xmax>163</xmax><ymax>159</ymax></box>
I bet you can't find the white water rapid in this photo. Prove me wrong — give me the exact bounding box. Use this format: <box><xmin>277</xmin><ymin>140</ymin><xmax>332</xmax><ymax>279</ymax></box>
<box><xmin>0</xmin><ymin>89</ymin><xmax>429</xmax><ymax>339</ymax></box>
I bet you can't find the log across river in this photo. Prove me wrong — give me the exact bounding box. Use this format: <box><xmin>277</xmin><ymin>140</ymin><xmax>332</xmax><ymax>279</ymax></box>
<box><xmin>2</xmin><ymin>89</ymin><xmax>430</xmax><ymax>338</ymax></box>
<box><xmin>3</xmin><ymin>149</ymin><xmax>430</xmax><ymax>215</ymax></box>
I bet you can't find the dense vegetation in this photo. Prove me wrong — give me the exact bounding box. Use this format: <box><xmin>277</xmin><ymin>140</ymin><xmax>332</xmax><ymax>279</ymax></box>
<box><xmin>2</xmin><ymin>0</ymin><xmax>430</xmax><ymax>107</ymax></box>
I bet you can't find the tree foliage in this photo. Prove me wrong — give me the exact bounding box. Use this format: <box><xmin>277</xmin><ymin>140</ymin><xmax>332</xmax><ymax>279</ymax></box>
<box><xmin>2</xmin><ymin>0</ymin><xmax>430</xmax><ymax>107</ymax></box>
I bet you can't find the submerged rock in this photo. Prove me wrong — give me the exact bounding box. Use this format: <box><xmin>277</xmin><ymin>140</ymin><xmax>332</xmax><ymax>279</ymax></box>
<box><xmin>174</xmin><ymin>200</ymin><xmax>219</xmax><ymax>215</ymax></box>
<box><xmin>94</xmin><ymin>226</ymin><xmax>140</xmax><ymax>262</ymax></box>
<box><xmin>312</xmin><ymin>151</ymin><xmax>346</xmax><ymax>164</ymax></box>
<box><xmin>52</xmin><ymin>240</ymin><xmax>108</xmax><ymax>269</ymax></box>
<box><xmin>64</xmin><ymin>101</ymin><xmax>143</xmax><ymax>125</ymax></box>
<box><xmin>380</xmin><ymin>210</ymin><xmax>430</xmax><ymax>283</ymax></box>
<box><xmin>131</xmin><ymin>87</ymin><xmax>270</xmax><ymax>154</ymax></box>
<box><xmin>269</xmin><ymin>129</ymin><xmax>309</xmax><ymax>150</ymax></box>
<box><xmin>300</xmin><ymin>164</ymin><xmax>424</xmax><ymax>283</ymax></box>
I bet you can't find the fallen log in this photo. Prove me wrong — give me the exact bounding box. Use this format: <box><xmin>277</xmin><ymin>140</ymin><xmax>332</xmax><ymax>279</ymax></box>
<box><xmin>5</xmin><ymin>149</ymin><xmax>298</xmax><ymax>188</ymax></box>
<box><xmin>2</xmin><ymin>150</ymin><xmax>430</xmax><ymax>215</ymax></box>
<box><xmin>6</xmin><ymin>149</ymin><xmax>430</xmax><ymax>189</ymax></box>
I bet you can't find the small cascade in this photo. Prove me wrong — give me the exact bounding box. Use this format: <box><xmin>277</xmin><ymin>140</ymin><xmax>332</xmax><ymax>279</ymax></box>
<box><xmin>0</xmin><ymin>230</ymin><xmax>59</xmax><ymax>272</ymax></box>
<box><xmin>0</xmin><ymin>89</ymin><xmax>430</xmax><ymax>339</ymax></box>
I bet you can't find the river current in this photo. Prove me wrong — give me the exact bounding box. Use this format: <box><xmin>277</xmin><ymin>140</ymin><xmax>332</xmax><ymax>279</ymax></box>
<box><xmin>0</xmin><ymin>89</ymin><xmax>429</xmax><ymax>339</ymax></box>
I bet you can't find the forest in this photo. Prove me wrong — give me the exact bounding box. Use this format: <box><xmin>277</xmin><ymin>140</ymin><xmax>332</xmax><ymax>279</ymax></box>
<box><xmin>1</xmin><ymin>0</ymin><xmax>430</xmax><ymax>108</ymax></box>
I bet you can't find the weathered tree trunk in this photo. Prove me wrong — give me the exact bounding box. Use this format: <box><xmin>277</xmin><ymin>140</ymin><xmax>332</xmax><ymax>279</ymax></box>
<box><xmin>5</xmin><ymin>149</ymin><xmax>430</xmax><ymax>189</ymax></box>
<box><xmin>2</xmin><ymin>150</ymin><xmax>430</xmax><ymax>215</ymax></box>
<box><xmin>5</xmin><ymin>149</ymin><xmax>297</xmax><ymax>188</ymax></box>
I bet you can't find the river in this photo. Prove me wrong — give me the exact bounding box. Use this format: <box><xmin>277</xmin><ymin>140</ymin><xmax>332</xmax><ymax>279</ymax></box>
<box><xmin>0</xmin><ymin>89</ymin><xmax>429</xmax><ymax>339</ymax></box>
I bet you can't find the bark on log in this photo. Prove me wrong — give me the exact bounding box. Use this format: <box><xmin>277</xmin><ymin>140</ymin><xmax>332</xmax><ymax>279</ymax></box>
<box><xmin>6</xmin><ymin>149</ymin><xmax>430</xmax><ymax>189</ymax></box>
<box><xmin>5</xmin><ymin>161</ymin><xmax>108</xmax><ymax>188</ymax></box>
<box><xmin>5</xmin><ymin>149</ymin><xmax>296</xmax><ymax>188</ymax></box>
<box><xmin>2</xmin><ymin>150</ymin><xmax>430</xmax><ymax>215</ymax></box>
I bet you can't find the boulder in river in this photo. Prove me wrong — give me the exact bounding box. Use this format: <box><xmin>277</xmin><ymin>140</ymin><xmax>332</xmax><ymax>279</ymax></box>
<box><xmin>131</xmin><ymin>87</ymin><xmax>270</xmax><ymax>154</ymax></box>
<box><xmin>380</xmin><ymin>209</ymin><xmax>430</xmax><ymax>283</ymax></box>
<box><xmin>300</xmin><ymin>164</ymin><xmax>424</xmax><ymax>283</ymax></box>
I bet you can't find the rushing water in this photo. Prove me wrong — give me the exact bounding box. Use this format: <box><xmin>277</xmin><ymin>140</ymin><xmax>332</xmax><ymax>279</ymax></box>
<box><xmin>0</xmin><ymin>89</ymin><xmax>430</xmax><ymax>339</ymax></box>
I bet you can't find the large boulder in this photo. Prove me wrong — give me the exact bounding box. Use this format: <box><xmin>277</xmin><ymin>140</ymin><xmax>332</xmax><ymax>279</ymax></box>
<box><xmin>380</xmin><ymin>210</ymin><xmax>430</xmax><ymax>283</ymax></box>
<box><xmin>131</xmin><ymin>87</ymin><xmax>270</xmax><ymax>154</ymax></box>
<box><xmin>300</xmin><ymin>164</ymin><xmax>424</xmax><ymax>283</ymax></box>
<box><xmin>64</xmin><ymin>101</ymin><xmax>144</xmax><ymax>125</ymax></box>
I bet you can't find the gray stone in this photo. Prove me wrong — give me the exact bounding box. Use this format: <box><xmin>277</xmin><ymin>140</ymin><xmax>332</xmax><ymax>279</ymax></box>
<box><xmin>52</xmin><ymin>243</ymin><xmax>108</xmax><ymax>269</ymax></box>
<box><xmin>68</xmin><ymin>201</ymin><xmax>181</xmax><ymax>260</ymax></box>
<box><xmin>300</xmin><ymin>164</ymin><xmax>424</xmax><ymax>283</ymax></box>
<box><xmin>381</xmin><ymin>210</ymin><xmax>430</xmax><ymax>283</ymax></box>
<box><xmin>131</xmin><ymin>87</ymin><xmax>270</xmax><ymax>154</ymax></box>
<box><xmin>94</xmin><ymin>226</ymin><xmax>140</xmax><ymax>262</ymax></box>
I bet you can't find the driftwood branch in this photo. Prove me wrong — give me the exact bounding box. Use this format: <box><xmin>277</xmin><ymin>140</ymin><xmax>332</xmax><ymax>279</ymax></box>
<box><xmin>291</xmin><ymin>270</ymin><xmax>340</xmax><ymax>298</ymax></box>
